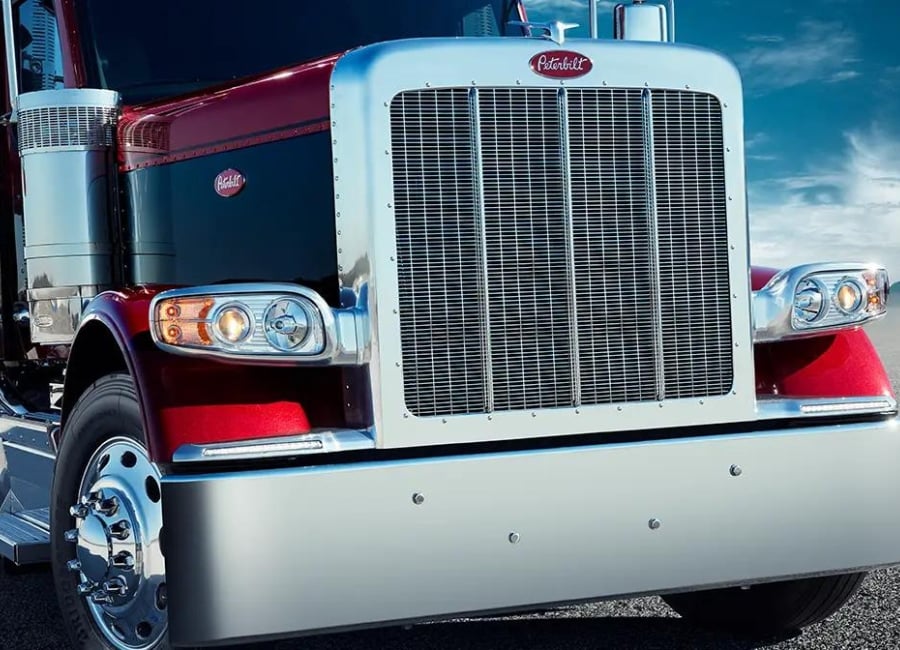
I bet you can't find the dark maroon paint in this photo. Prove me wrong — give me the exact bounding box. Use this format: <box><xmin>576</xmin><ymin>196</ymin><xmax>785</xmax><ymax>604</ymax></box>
<box><xmin>117</xmin><ymin>55</ymin><xmax>338</xmax><ymax>171</ymax></box>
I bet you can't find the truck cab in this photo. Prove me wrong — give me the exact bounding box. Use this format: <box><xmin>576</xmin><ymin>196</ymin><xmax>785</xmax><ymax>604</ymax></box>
<box><xmin>0</xmin><ymin>1</ymin><xmax>897</xmax><ymax>649</ymax></box>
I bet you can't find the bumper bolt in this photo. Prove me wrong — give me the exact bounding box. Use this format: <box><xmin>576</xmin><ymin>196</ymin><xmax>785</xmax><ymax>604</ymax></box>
<box><xmin>508</xmin><ymin>532</ymin><xmax>521</xmax><ymax>544</ymax></box>
<box><xmin>730</xmin><ymin>464</ymin><xmax>743</xmax><ymax>477</ymax></box>
<box><xmin>648</xmin><ymin>518</ymin><xmax>661</xmax><ymax>530</ymax></box>
<box><xmin>64</xmin><ymin>529</ymin><xmax>78</xmax><ymax>543</ymax></box>
<box><xmin>412</xmin><ymin>493</ymin><xmax>425</xmax><ymax>505</ymax></box>
<box><xmin>66</xmin><ymin>559</ymin><xmax>82</xmax><ymax>572</ymax></box>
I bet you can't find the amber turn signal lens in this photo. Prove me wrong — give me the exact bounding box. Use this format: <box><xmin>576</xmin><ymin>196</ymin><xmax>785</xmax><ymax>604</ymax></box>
<box><xmin>154</xmin><ymin>297</ymin><xmax>216</xmax><ymax>347</ymax></box>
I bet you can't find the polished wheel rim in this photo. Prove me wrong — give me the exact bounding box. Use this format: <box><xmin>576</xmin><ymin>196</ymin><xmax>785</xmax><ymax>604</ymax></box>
<box><xmin>65</xmin><ymin>437</ymin><xmax>167</xmax><ymax>649</ymax></box>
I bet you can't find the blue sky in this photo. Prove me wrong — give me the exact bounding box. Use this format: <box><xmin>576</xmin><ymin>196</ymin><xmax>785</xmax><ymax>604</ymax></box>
<box><xmin>525</xmin><ymin>0</ymin><xmax>900</xmax><ymax>280</ymax></box>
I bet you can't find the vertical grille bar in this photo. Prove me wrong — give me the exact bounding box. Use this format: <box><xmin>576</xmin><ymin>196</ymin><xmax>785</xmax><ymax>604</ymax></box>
<box><xmin>469</xmin><ymin>88</ymin><xmax>495</xmax><ymax>412</ymax></box>
<box><xmin>558</xmin><ymin>88</ymin><xmax>581</xmax><ymax>407</ymax></box>
<box><xmin>642</xmin><ymin>89</ymin><xmax>666</xmax><ymax>401</ymax></box>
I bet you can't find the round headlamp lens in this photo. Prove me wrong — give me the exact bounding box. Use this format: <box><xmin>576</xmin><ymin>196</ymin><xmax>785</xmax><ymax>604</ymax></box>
<box><xmin>835</xmin><ymin>280</ymin><xmax>863</xmax><ymax>314</ymax></box>
<box><xmin>214</xmin><ymin>305</ymin><xmax>252</xmax><ymax>344</ymax></box>
<box><xmin>793</xmin><ymin>279</ymin><xmax>826</xmax><ymax>324</ymax></box>
<box><xmin>264</xmin><ymin>299</ymin><xmax>311</xmax><ymax>351</ymax></box>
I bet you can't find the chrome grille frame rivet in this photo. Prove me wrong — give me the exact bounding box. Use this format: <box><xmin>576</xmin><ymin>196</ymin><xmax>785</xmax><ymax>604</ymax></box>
<box><xmin>648</xmin><ymin>518</ymin><xmax>662</xmax><ymax>531</ymax></box>
<box><xmin>412</xmin><ymin>493</ymin><xmax>425</xmax><ymax>505</ymax></box>
<box><xmin>509</xmin><ymin>532</ymin><xmax>521</xmax><ymax>544</ymax></box>
<box><xmin>730</xmin><ymin>464</ymin><xmax>743</xmax><ymax>477</ymax></box>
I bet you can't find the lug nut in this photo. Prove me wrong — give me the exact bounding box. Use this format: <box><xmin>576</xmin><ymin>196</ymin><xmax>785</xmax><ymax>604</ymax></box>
<box><xmin>103</xmin><ymin>577</ymin><xmax>128</xmax><ymax>597</ymax></box>
<box><xmin>64</xmin><ymin>529</ymin><xmax>78</xmax><ymax>543</ymax></box>
<box><xmin>90</xmin><ymin>591</ymin><xmax>112</xmax><ymax>604</ymax></box>
<box><xmin>69</xmin><ymin>504</ymin><xmax>89</xmax><ymax>519</ymax></box>
<box><xmin>112</xmin><ymin>551</ymin><xmax>135</xmax><ymax>569</ymax></box>
<box><xmin>94</xmin><ymin>496</ymin><xmax>119</xmax><ymax>517</ymax></box>
<box><xmin>77</xmin><ymin>581</ymin><xmax>95</xmax><ymax>595</ymax></box>
<box><xmin>109</xmin><ymin>520</ymin><xmax>131</xmax><ymax>540</ymax></box>
<box><xmin>66</xmin><ymin>559</ymin><xmax>82</xmax><ymax>572</ymax></box>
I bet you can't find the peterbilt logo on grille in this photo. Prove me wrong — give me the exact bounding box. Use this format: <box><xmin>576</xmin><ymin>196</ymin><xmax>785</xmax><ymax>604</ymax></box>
<box><xmin>214</xmin><ymin>169</ymin><xmax>246</xmax><ymax>197</ymax></box>
<box><xmin>530</xmin><ymin>51</ymin><xmax>593</xmax><ymax>79</ymax></box>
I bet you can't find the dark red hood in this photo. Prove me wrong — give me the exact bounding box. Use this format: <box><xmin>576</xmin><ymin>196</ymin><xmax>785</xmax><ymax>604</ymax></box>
<box><xmin>117</xmin><ymin>55</ymin><xmax>339</xmax><ymax>171</ymax></box>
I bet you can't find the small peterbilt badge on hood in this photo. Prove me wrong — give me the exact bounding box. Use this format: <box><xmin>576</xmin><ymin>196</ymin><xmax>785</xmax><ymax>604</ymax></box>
<box><xmin>214</xmin><ymin>169</ymin><xmax>245</xmax><ymax>197</ymax></box>
<box><xmin>530</xmin><ymin>51</ymin><xmax>593</xmax><ymax>79</ymax></box>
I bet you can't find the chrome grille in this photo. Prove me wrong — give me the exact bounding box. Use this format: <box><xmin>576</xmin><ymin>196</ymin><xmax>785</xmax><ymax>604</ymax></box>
<box><xmin>391</xmin><ymin>87</ymin><xmax>733</xmax><ymax>418</ymax></box>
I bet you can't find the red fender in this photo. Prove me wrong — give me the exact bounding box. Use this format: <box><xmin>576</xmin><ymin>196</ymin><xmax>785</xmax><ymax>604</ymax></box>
<box><xmin>751</xmin><ymin>267</ymin><xmax>894</xmax><ymax>399</ymax></box>
<box><xmin>67</xmin><ymin>287</ymin><xmax>337</xmax><ymax>462</ymax></box>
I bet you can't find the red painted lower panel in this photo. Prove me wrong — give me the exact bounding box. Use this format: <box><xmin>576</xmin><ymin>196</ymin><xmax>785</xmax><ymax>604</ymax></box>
<box><xmin>70</xmin><ymin>287</ymin><xmax>339</xmax><ymax>462</ymax></box>
<box><xmin>749</xmin><ymin>265</ymin><xmax>894</xmax><ymax>400</ymax></box>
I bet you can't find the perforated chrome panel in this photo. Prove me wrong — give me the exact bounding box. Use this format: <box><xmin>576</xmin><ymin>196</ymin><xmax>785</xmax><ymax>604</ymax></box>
<box><xmin>391</xmin><ymin>87</ymin><xmax>732</xmax><ymax>418</ymax></box>
<box><xmin>18</xmin><ymin>105</ymin><xmax>117</xmax><ymax>152</ymax></box>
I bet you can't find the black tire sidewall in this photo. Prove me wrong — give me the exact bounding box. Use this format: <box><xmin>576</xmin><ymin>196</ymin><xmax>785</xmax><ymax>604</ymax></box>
<box><xmin>50</xmin><ymin>373</ymin><xmax>170</xmax><ymax>650</ymax></box>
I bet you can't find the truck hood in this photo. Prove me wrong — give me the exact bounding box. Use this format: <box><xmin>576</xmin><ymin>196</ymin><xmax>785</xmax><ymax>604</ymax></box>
<box><xmin>117</xmin><ymin>55</ymin><xmax>338</xmax><ymax>171</ymax></box>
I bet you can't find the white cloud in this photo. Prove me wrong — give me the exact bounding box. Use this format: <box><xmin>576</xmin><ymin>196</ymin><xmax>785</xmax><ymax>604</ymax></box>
<box><xmin>749</xmin><ymin>127</ymin><xmax>900</xmax><ymax>275</ymax></box>
<box><xmin>827</xmin><ymin>70</ymin><xmax>862</xmax><ymax>83</ymax></box>
<box><xmin>744</xmin><ymin>34</ymin><xmax>785</xmax><ymax>43</ymax></box>
<box><xmin>736</xmin><ymin>21</ymin><xmax>859</xmax><ymax>92</ymax></box>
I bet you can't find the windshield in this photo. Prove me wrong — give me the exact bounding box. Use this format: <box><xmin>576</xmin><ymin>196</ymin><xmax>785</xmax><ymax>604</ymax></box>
<box><xmin>77</xmin><ymin>0</ymin><xmax>518</xmax><ymax>105</ymax></box>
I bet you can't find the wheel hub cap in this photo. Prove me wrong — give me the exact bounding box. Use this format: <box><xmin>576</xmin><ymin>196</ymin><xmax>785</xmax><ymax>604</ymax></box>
<box><xmin>66</xmin><ymin>437</ymin><xmax>167</xmax><ymax>649</ymax></box>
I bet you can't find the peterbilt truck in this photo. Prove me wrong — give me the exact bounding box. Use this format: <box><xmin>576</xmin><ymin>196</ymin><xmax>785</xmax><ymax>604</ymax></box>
<box><xmin>0</xmin><ymin>0</ymin><xmax>896</xmax><ymax>648</ymax></box>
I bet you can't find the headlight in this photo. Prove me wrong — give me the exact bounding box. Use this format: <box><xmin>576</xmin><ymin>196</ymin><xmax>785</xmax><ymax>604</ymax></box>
<box><xmin>792</xmin><ymin>278</ymin><xmax>826</xmax><ymax>325</ymax></box>
<box><xmin>149</xmin><ymin>284</ymin><xmax>366</xmax><ymax>365</ymax></box>
<box><xmin>755</xmin><ymin>264</ymin><xmax>889</xmax><ymax>342</ymax></box>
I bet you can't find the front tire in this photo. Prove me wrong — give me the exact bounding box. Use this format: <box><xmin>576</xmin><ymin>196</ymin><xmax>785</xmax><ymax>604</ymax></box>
<box><xmin>51</xmin><ymin>373</ymin><xmax>170</xmax><ymax>650</ymax></box>
<box><xmin>663</xmin><ymin>573</ymin><xmax>866</xmax><ymax>636</ymax></box>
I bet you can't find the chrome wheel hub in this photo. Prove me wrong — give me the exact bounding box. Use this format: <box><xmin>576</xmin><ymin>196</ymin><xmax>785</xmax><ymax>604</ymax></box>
<box><xmin>65</xmin><ymin>437</ymin><xmax>167</xmax><ymax>649</ymax></box>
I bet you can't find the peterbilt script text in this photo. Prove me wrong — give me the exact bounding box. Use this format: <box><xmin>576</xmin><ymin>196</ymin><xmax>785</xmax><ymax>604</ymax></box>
<box><xmin>529</xmin><ymin>51</ymin><xmax>593</xmax><ymax>78</ymax></box>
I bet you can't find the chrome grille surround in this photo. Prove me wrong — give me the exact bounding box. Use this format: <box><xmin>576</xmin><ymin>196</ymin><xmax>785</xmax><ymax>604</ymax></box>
<box><xmin>331</xmin><ymin>38</ymin><xmax>756</xmax><ymax>449</ymax></box>
<box><xmin>391</xmin><ymin>86</ymin><xmax>733</xmax><ymax>417</ymax></box>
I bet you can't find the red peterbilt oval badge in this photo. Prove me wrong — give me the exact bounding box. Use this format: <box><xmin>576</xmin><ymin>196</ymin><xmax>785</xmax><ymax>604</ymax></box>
<box><xmin>530</xmin><ymin>51</ymin><xmax>593</xmax><ymax>79</ymax></box>
<box><xmin>214</xmin><ymin>169</ymin><xmax>245</xmax><ymax>197</ymax></box>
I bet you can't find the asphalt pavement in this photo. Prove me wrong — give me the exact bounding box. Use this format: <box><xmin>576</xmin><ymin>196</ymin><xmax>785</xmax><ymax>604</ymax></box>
<box><xmin>1</xmin><ymin>315</ymin><xmax>897</xmax><ymax>650</ymax></box>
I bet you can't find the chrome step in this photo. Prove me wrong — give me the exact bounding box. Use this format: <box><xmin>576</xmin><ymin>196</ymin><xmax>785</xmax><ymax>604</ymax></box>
<box><xmin>0</xmin><ymin>510</ymin><xmax>50</xmax><ymax>565</ymax></box>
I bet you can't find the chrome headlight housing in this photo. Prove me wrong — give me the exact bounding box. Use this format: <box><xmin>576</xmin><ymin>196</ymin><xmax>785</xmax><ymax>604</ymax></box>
<box><xmin>149</xmin><ymin>284</ymin><xmax>367</xmax><ymax>365</ymax></box>
<box><xmin>754</xmin><ymin>264</ymin><xmax>889</xmax><ymax>342</ymax></box>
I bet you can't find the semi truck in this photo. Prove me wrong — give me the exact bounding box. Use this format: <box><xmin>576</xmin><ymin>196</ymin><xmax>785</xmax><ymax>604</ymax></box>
<box><xmin>0</xmin><ymin>0</ymin><xmax>897</xmax><ymax>648</ymax></box>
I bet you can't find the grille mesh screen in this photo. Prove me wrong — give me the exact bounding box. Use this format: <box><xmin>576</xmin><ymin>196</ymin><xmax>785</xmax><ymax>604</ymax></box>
<box><xmin>391</xmin><ymin>87</ymin><xmax>733</xmax><ymax>417</ymax></box>
<box><xmin>19</xmin><ymin>105</ymin><xmax>117</xmax><ymax>152</ymax></box>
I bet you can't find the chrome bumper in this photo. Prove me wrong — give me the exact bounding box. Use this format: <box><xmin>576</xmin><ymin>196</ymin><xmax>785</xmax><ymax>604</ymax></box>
<box><xmin>162</xmin><ymin>417</ymin><xmax>900</xmax><ymax>647</ymax></box>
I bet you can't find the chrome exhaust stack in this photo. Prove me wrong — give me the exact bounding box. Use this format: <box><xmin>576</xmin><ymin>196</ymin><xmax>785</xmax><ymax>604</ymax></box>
<box><xmin>17</xmin><ymin>89</ymin><xmax>119</xmax><ymax>345</ymax></box>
